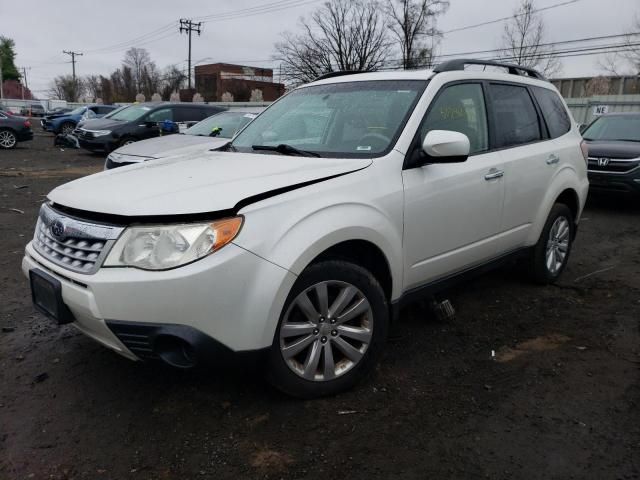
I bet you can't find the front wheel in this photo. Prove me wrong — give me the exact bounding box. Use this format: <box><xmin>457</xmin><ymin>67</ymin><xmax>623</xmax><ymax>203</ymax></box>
<box><xmin>267</xmin><ymin>260</ymin><xmax>389</xmax><ymax>398</ymax></box>
<box><xmin>528</xmin><ymin>203</ymin><xmax>575</xmax><ymax>284</ymax></box>
<box><xmin>119</xmin><ymin>137</ymin><xmax>137</xmax><ymax>147</ymax></box>
<box><xmin>60</xmin><ymin>122</ymin><xmax>75</xmax><ymax>135</ymax></box>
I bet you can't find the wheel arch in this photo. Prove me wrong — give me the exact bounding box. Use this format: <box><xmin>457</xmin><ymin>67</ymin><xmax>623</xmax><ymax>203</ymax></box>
<box><xmin>526</xmin><ymin>167</ymin><xmax>587</xmax><ymax>245</ymax></box>
<box><xmin>308</xmin><ymin>239</ymin><xmax>393</xmax><ymax>301</ymax></box>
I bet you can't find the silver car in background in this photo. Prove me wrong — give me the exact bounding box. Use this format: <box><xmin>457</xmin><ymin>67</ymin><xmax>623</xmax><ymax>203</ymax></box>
<box><xmin>104</xmin><ymin>109</ymin><xmax>264</xmax><ymax>169</ymax></box>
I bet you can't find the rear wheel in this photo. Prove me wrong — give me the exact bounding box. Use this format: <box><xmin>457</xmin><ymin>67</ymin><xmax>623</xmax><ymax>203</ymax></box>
<box><xmin>267</xmin><ymin>260</ymin><xmax>389</xmax><ymax>398</ymax></box>
<box><xmin>528</xmin><ymin>203</ymin><xmax>574</xmax><ymax>284</ymax></box>
<box><xmin>0</xmin><ymin>129</ymin><xmax>17</xmax><ymax>149</ymax></box>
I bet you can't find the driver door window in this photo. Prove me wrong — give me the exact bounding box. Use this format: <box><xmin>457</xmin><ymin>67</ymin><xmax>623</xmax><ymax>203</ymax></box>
<box><xmin>420</xmin><ymin>83</ymin><xmax>489</xmax><ymax>154</ymax></box>
<box><xmin>147</xmin><ymin>108</ymin><xmax>173</xmax><ymax>123</ymax></box>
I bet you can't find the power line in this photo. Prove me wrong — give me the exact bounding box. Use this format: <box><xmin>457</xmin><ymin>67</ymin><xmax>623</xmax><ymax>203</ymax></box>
<box><xmin>441</xmin><ymin>0</ymin><xmax>583</xmax><ymax>35</ymax></box>
<box><xmin>194</xmin><ymin>0</ymin><xmax>321</xmax><ymax>23</ymax></box>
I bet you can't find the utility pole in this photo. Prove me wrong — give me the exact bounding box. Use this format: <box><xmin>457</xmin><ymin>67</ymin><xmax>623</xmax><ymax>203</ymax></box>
<box><xmin>179</xmin><ymin>19</ymin><xmax>202</xmax><ymax>90</ymax></box>
<box><xmin>62</xmin><ymin>50</ymin><xmax>83</xmax><ymax>81</ymax></box>
<box><xmin>21</xmin><ymin>67</ymin><xmax>31</xmax><ymax>100</ymax></box>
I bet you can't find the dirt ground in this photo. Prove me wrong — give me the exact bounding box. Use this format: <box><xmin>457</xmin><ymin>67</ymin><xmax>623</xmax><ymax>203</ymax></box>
<box><xmin>1</xmin><ymin>133</ymin><xmax>639</xmax><ymax>480</ymax></box>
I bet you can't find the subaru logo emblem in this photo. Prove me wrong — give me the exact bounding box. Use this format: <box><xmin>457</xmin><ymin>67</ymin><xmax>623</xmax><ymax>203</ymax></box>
<box><xmin>50</xmin><ymin>220</ymin><xmax>65</xmax><ymax>238</ymax></box>
<box><xmin>597</xmin><ymin>158</ymin><xmax>610</xmax><ymax>167</ymax></box>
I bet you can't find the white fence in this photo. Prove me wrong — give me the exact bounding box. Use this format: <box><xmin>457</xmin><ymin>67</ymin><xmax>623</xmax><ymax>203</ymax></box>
<box><xmin>565</xmin><ymin>95</ymin><xmax>640</xmax><ymax>125</ymax></box>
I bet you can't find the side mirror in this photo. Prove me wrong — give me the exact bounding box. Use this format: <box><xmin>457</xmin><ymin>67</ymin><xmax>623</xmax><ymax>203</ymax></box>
<box><xmin>145</xmin><ymin>121</ymin><xmax>155</xmax><ymax>128</ymax></box>
<box><xmin>578</xmin><ymin>123</ymin><xmax>587</xmax><ymax>134</ymax></box>
<box><xmin>421</xmin><ymin>130</ymin><xmax>470</xmax><ymax>163</ymax></box>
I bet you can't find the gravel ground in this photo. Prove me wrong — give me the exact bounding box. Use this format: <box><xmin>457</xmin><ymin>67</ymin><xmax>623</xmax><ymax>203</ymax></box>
<box><xmin>1</xmin><ymin>133</ymin><xmax>639</xmax><ymax>480</ymax></box>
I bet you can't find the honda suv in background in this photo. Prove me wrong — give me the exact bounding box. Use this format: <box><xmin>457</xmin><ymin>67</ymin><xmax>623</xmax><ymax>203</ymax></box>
<box><xmin>23</xmin><ymin>59</ymin><xmax>588</xmax><ymax>398</ymax></box>
<box><xmin>75</xmin><ymin>102</ymin><xmax>226</xmax><ymax>153</ymax></box>
<box><xmin>104</xmin><ymin>110</ymin><xmax>263</xmax><ymax>169</ymax></box>
<box><xmin>581</xmin><ymin>112</ymin><xmax>640</xmax><ymax>195</ymax></box>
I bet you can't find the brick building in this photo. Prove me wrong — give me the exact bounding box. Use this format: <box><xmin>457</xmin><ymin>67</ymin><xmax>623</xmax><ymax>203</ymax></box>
<box><xmin>194</xmin><ymin>63</ymin><xmax>285</xmax><ymax>102</ymax></box>
<box><xmin>1</xmin><ymin>80</ymin><xmax>33</xmax><ymax>100</ymax></box>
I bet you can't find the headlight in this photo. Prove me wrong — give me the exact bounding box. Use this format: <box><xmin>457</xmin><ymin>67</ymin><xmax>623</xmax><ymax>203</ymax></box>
<box><xmin>91</xmin><ymin>130</ymin><xmax>111</xmax><ymax>137</ymax></box>
<box><xmin>104</xmin><ymin>217</ymin><xmax>243</xmax><ymax>270</ymax></box>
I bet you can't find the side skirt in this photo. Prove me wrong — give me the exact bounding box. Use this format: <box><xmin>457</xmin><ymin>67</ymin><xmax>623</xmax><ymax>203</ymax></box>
<box><xmin>390</xmin><ymin>247</ymin><xmax>531</xmax><ymax>321</ymax></box>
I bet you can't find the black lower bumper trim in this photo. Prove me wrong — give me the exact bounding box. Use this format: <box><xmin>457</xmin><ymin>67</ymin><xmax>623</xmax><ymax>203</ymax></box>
<box><xmin>106</xmin><ymin>320</ymin><xmax>267</xmax><ymax>367</ymax></box>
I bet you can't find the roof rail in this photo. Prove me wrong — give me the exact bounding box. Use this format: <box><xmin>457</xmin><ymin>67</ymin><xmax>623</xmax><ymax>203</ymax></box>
<box><xmin>433</xmin><ymin>59</ymin><xmax>546</xmax><ymax>80</ymax></box>
<box><xmin>314</xmin><ymin>70</ymin><xmax>365</xmax><ymax>81</ymax></box>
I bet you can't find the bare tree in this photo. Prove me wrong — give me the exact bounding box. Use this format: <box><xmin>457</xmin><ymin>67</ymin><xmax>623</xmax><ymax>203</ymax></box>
<box><xmin>585</xmin><ymin>76</ymin><xmax>613</xmax><ymax>96</ymax></box>
<box><xmin>49</xmin><ymin>75</ymin><xmax>84</xmax><ymax>102</ymax></box>
<box><xmin>499</xmin><ymin>0</ymin><xmax>561</xmax><ymax>77</ymax></box>
<box><xmin>160</xmin><ymin>65</ymin><xmax>186</xmax><ymax>100</ymax></box>
<box><xmin>84</xmin><ymin>74</ymin><xmax>102</xmax><ymax>101</ymax></box>
<box><xmin>599</xmin><ymin>14</ymin><xmax>640</xmax><ymax>76</ymax></box>
<box><xmin>274</xmin><ymin>0</ymin><xmax>389</xmax><ymax>85</ymax></box>
<box><xmin>385</xmin><ymin>0</ymin><xmax>449</xmax><ymax>69</ymax></box>
<box><xmin>123</xmin><ymin>47</ymin><xmax>155</xmax><ymax>93</ymax></box>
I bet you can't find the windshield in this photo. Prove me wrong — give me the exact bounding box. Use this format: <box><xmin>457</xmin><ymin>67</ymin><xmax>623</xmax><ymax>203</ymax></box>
<box><xmin>108</xmin><ymin>104</ymin><xmax>153</xmax><ymax>122</ymax></box>
<box><xmin>69</xmin><ymin>106</ymin><xmax>87</xmax><ymax>115</ymax></box>
<box><xmin>583</xmin><ymin>115</ymin><xmax>640</xmax><ymax>142</ymax></box>
<box><xmin>186</xmin><ymin>111</ymin><xmax>257</xmax><ymax>138</ymax></box>
<box><xmin>232</xmin><ymin>80</ymin><xmax>427</xmax><ymax>157</ymax></box>
<box><xmin>103</xmin><ymin>105</ymin><xmax>128</xmax><ymax>119</ymax></box>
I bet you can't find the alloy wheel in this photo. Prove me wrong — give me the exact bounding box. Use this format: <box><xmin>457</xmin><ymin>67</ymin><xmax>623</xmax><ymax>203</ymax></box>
<box><xmin>0</xmin><ymin>130</ymin><xmax>17</xmax><ymax>148</ymax></box>
<box><xmin>279</xmin><ymin>280</ymin><xmax>373</xmax><ymax>382</ymax></box>
<box><xmin>545</xmin><ymin>216</ymin><xmax>570</xmax><ymax>275</ymax></box>
<box><xmin>61</xmin><ymin>124</ymin><xmax>74</xmax><ymax>135</ymax></box>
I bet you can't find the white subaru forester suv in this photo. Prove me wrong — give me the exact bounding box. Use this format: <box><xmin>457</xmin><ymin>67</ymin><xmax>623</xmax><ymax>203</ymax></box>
<box><xmin>23</xmin><ymin>59</ymin><xmax>589</xmax><ymax>398</ymax></box>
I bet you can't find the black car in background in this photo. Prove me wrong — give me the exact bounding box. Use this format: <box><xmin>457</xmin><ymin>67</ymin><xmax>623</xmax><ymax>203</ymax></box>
<box><xmin>0</xmin><ymin>111</ymin><xmax>33</xmax><ymax>149</ymax></box>
<box><xmin>582</xmin><ymin>113</ymin><xmax>640</xmax><ymax>195</ymax></box>
<box><xmin>75</xmin><ymin>103</ymin><xmax>227</xmax><ymax>153</ymax></box>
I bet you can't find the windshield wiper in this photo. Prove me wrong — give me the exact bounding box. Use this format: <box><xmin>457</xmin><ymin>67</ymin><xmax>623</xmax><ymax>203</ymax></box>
<box><xmin>252</xmin><ymin>144</ymin><xmax>321</xmax><ymax>157</ymax></box>
<box><xmin>613</xmin><ymin>138</ymin><xmax>640</xmax><ymax>143</ymax></box>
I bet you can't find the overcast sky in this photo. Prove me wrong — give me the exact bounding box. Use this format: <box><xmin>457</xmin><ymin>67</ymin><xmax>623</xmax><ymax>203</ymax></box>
<box><xmin>1</xmin><ymin>0</ymin><xmax>638</xmax><ymax>97</ymax></box>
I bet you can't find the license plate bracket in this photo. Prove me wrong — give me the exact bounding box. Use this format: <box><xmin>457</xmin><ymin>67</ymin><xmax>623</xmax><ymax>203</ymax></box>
<box><xmin>29</xmin><ymin>269</ymin><xmax>75</xmax><ymax>324</ymax></box>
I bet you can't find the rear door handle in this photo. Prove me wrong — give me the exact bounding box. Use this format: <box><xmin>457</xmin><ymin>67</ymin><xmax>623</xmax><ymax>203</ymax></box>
<box><xmin>546</xmin><ymin>154</ymin><xmax>560</xmax><ymax>165</ymax></box>
<box><xmin>484</xmin><ymin>168</ymin><xmax>504</xmax><ymax>180</ymax></box>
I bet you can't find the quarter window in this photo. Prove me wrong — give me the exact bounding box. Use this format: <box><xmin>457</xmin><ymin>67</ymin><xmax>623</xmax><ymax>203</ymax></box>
<box><xmin>532</xmin><ymin>87</ymin><xmax>571</xmax><ymax>138</ymax></box>
<box><xmin>420</xmin><ymin>83</ymin><xmax>489</xmax><ymax>155</ymax></box>
<box><xmin>489</xmin><ymin>84</ymin><xmax>541</xmax><ymax>148</ymax></box>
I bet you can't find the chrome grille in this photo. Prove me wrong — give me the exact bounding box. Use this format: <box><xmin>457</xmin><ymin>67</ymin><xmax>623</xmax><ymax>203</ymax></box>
<box><xmin>32</xmin><ymin>204</ymin><xmax>124</xmax><ymax>274</ymax></box>
<box><xmin>587</xmin><ymin>157</ymin><xmax>640</xmax><ymax>174</ymax></box>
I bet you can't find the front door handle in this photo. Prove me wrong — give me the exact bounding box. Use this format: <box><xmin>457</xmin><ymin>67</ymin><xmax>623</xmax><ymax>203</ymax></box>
<box><xmin>484</xmin><ymin>168</ymin><xmax>504</xmax><ymax>180</ymax></box>
<box><xmin>546</xmin><ymin>154</ymin><xmax>560</xmax><ymax>165</ymax></box>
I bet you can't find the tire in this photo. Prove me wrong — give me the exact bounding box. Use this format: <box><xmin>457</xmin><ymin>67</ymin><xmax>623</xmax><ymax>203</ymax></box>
<box><xmin>0</xmin><ymin>129</ymin><xmax>17</xmax><ymax>149</ymax></box>
<box><xmin>267</xmin><ymin>260</ymin><xmax>389</xmax><ymax>398</ymax></box>
<box><xmin>119</xmin><ymin>137</ymin><xmax>137</xmax><ymax>147</ymax></box>
<box><xmin>60</xmin><ymin>122</ymin><xmax>75</xmax><ymax>135</ymax></box>
<box><xmin>528</xmin><ymin>203</ymin><xmax>575</xmax><ymax>284</ymax></box>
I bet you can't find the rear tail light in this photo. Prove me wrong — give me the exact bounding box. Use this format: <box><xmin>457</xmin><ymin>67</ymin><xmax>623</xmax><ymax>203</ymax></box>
<box><xmin>24</xmin><ymin>120</ymin><xmax>31</xmax><ymax>128</ymax></box>
<box><xmin>580</xmin><ymin>140</ymin><xmax>589</xmax><ymax>165</ymax></box>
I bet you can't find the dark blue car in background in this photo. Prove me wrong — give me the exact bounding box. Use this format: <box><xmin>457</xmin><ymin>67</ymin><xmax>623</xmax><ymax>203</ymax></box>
<box><xmin>41</xmin><ymin>105</ymin><xmax>118</xmax><ymax>135</ymax></box>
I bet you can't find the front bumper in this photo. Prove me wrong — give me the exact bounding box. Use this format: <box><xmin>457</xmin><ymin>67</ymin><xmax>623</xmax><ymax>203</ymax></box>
<box><xmin>588</xmin><ymin>170</ymin><xmax>640</xmax><ymax>194</ymax></box>
<box><xmin>22</xmin><ymin>241</ymin><xmax>296</xmax><ymax>361</ymax></box>
<box><xmin>78</xmin><ymin>136</ymin><xmax>115</xmax><ymax>152</ymax></box>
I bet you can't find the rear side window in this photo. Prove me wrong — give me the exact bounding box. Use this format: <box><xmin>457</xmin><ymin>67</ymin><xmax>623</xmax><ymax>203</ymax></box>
<box><xmin>174</xmin><ymin>107</ymin><xmax>203</xmax><ymax>122</ymax></box>
<box><xmin>532</xmin><ymin>87</ymin><xmax>571</xmax><ymax>138</ymax></box>
<box><xmin>489</xmin><ymin>84</ymin><xmax>541</xmax><ymax>148</ymax></box>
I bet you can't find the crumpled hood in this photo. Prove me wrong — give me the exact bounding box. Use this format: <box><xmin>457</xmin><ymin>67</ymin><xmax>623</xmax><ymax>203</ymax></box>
<box><xmin>49</xmin><ymin>151</ymin><xmax>371</xmax><ymax>217</ymax></box>
<box><xmin>114</xmin><ymin>134</ymin><xmax>227</xmax><ymax>158</ymax></box>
